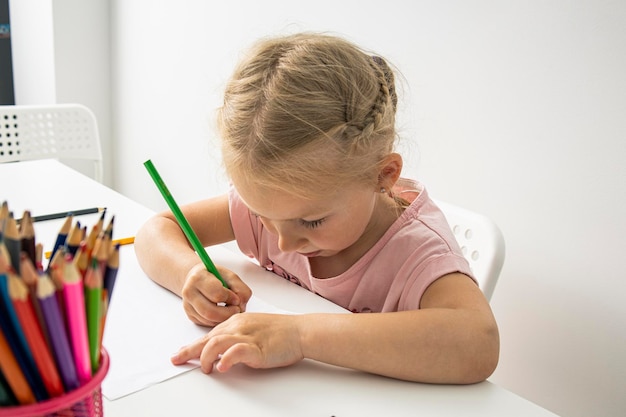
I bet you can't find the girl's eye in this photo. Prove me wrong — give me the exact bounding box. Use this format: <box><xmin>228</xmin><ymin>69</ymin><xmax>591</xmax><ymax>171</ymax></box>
<box><xmin>300</xmin><ymin>218</ymin><xmax>325</xmax><ymax>229</ymax></box>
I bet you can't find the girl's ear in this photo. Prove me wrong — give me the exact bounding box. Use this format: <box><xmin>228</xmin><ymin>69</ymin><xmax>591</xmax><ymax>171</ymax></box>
<box><xmin>377</xmin><ymin>153</ymin><xmax>403</xmax><ymax>190</ymax></box>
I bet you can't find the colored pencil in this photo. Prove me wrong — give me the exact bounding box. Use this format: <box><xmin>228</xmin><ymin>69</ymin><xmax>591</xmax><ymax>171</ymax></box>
<box><xmin>84</xmin><ymin>258</ymin><xmax>103</xmax><ymax>373</ymax></box>
<box><xmin>62</xmin><ymin>254</ymin><xmax>92</xmax><ymax>385</ymax></box>
<box><xmin>73</xmin><ymin>241</ymin><xmax>90</xmax><ymax>278</ymax></box>
<box><xmin>18</xmin><ymin>253</ymin><xmax>39</xmax><ymax>296</ymax></box>
<box><xmin>85</xmin><ymin>224</ymin><xmax>100</xmax><ymax>259</ymax></box>
<box><xmin>98</xmin><ymin>295</ymin><xmax>109</xmax><ymax>359</ymax></box>
<box><xmin>113</xmin><ymin>236</ymin><xmax>134</xmax><ymax>246</ymax></box>
<box><xmin>103</xmin><ymin>243</ymin><xmax>120</xmax><ymax>304</ymax></box>
<box><xmin>0</xmin><ymin>201</ymin><xmax>9</xmax><ymax>224</ymax></box>
<box><xmin>19</xmin><ymin>254</ymin><xmax>50</xmax><ymax>349</ymax></box>
<box><xmin>44</xmin><ymin>236</ymin><xmax>134</xmax><ymax>259</ymax></box>
<box><xmin>9</xmin><ymin>275</ymin><xmax>65</xmax><ymax>398</ymax></box>
<box><xmin>48</xmin><ymin>215</ymin><xmax>73</xmax><ymax>268</ymax></box>
<box><xmin>1</xmin><ymin>200</ymin><xmax>120</xmax><ymax>404</ymax></box>
<box><xmin>37</xmin><ymin>273</ymin><xmax>79</xmax><ymax>392</ymax></box>
<box><xmin>65</xmin><ymin>221</ymin><xmax>83</xmax><ymax>257</ymax></box>
<box><xmin>0</xmin><ymin>203</ymin><xmax>8</xmax><ymax>240</ymax></box>
<box><xmin>0</xmin><ymin>272</ymin><xmax>48</xmax><ymax>401</ymax></box>
<box><xmin>0</xmin><ymin>326</ymin><xmax>36</xmax><ymax>405</ymax></box>
<box><xmin>16</xmin><ymin>207</ymin><xmax>106</xmax><ymax>223</ymax></box>
<box><xmin>2</xmin><ymin>215</ymin><xmax>21</xmax><ymax>275</ymax></box>
<box><xmin>94</xmin><ymin>229</ymin><xmax>111</xmax><ymax>274</ymax></box>
<box><xmin>104</xmin><ymin>215</ymin><xmax>115</xmax><ymax>238</ymax></box>
<box><xmin>0</xmin><ymin>367</ymin><xmax>18</xmax><ymax>406</ymax></box>
<box><xmin>35</xmin><ymin>242</ymin><xmax>44</xmax><ymax>272</ymax></box>
<box><xmin>143</xmin><ymin>159</ymin><xmax>228</xmax><ymax>288</ymax></box>
<box><xmin>47</xmin><ymin>247</ymin><xmax>67</xmax><ymax>292</ymax></box>
<box><xmin>18</xmin><ymin>211</ymin><xmax>37</xmax><ymax>266</ymax></box>
<box><xmin>0</xmin><ymin>241</ymin><xmax>10</xmax><ymax>274</ymax></box>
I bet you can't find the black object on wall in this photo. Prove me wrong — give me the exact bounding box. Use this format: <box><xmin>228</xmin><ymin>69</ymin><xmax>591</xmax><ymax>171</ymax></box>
<box><xmin>0</xmin><ymin>0</ymin><xmax>15</xmax><ymax>105</ymax></box>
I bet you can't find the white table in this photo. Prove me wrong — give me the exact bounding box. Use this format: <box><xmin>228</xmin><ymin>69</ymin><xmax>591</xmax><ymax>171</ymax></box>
<box><xmin>0</xmin><ymin>160</ymin><xmax>560</xmax><ymax>416</ymax></box>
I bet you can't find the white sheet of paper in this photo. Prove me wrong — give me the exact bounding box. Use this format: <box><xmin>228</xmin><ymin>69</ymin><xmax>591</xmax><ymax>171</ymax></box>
<box><xmin>101</xmin><ymin>246</ymin><xmax>294</xmax><ymax>400</ymax></box>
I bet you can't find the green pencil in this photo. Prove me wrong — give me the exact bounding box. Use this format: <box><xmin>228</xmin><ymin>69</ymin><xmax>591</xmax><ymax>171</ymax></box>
<box><xmin>143</xmin><ymin>159</ymin><xmax>228</xmax><ymax>288</ymax></box>
<box><xmin>84</xmin><ymin>258</ymin><xmax>102</xmax><ymax>373</ymax></box>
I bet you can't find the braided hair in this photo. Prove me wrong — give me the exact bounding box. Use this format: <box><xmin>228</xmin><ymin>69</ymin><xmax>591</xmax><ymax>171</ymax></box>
<box><xmin>218</xmin><ymin>32</ymin><xmax>399</xmax><ymax>200</ymax></box>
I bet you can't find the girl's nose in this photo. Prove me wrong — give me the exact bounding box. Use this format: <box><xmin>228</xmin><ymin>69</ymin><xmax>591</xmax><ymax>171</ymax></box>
<box><xmin>274</xmin><ymin>224</ymin><xmax>305</xmax><ymax>253</ymax></box>
<box><xmin>277</xmin><ymin>232</ymin><xmax>305</xmax><ymax>253</ymax></box>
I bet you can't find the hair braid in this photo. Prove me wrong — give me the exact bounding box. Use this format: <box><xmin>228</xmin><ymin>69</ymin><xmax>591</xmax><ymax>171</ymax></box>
<box><xmin>355</xmin><ymin>56</ymin><xmax>396</xmax><ymax>140</ymax></box>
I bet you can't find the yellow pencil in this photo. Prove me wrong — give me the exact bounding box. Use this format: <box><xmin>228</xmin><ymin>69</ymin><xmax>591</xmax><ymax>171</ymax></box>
<box><xmin>44</xmin><ymin>236</ymin><xmax>134</xmax><ymax>259</ymax></box>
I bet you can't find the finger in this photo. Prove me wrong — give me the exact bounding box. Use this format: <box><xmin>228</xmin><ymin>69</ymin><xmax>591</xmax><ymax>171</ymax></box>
<box><xmin>219</xmin><ymin>268</ymin><xmax>252</xmax><ymax>311</ymax></box>
<box><xmin>183</xmin><ymin>301</ymin><xmax>223</xmax><ymax>327</ymax></box>
<box><xmin>215</xmin><ymin>343</ymin><xmax>261</xmax><ymax>373</ymax></box>
<box><xmin>187</xmin><ymin>296</ymin><xmax>242</xmax><ymax>326</ymax></box>
<box><xmin>191</xmin><ymin>272</ymin><xmax>235</xmax><ymax>304</ymax></box>
<box><xmin>198</xmin><ymin>334</ymin><xmax>237</xmax><ymax>373</ymax></box>
<box><xmin>184</xmin><ymin>279</ymin><xmax>241</xmax><ymax>324</ymax></box>
<box><xmin>170</xmin><ymin>334</ymin><xmax>210</xmax><ymax>366</ymax></box>
<box><xmin>217</xmin><ymin>268</ymin><xmax>252</xmax><ymax>306</ymax></box>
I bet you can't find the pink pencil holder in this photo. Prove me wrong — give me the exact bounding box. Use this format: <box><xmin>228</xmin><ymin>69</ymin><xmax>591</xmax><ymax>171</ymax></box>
<box><xmin>0</xmin><ymin>348</ymin><xmax>109</xmax><ymax>417</ymax></box>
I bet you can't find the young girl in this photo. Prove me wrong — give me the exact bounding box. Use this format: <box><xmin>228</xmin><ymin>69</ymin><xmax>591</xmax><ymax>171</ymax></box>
<box><xmin>134</xmin><ymin>32</ymin><xmax>499</xmax><ymax>384</ymax></box>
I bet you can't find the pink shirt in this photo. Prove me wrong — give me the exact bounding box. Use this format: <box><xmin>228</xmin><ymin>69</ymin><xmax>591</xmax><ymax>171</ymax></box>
<box><xmin>228</xmin><ymin>179</ymin><xmax>474</xmax><ymax>313</ymax></box>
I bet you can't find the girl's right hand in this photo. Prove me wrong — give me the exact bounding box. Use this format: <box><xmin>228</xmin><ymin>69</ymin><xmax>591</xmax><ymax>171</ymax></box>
<box><xmin>181</xmin><ymin>263</ymin><xmax>252</xmax><ymax>327</ymax></box>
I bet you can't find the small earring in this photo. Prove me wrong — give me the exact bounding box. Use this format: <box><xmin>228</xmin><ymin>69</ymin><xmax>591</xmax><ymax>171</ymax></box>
<box><xmin>380</xmin><ymin>187</ymin><xmax>387</xmax><ymax>193</ymax></box>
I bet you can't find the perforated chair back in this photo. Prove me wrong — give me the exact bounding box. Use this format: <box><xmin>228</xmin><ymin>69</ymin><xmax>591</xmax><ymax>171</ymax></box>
<box><xmin>0</xmin><ymin>104</ymin><xmax>103</xmax><ymax>182</ymax></box>
<box><xmin>436</xmin><ymin>200</ymin><xmax>505</xmax><ymax>301</ymax></box>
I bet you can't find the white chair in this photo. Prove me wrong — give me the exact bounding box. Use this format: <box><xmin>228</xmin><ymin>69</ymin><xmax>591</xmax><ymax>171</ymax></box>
<box><xmin>436</xmin><ymin>200</ymin><xmax>505</xmax><ymax>301</ymax></box>
<box><xmin>0</xmin><ymin>103</ymin><xmax>103</xmax><ymax>182</ymax></box>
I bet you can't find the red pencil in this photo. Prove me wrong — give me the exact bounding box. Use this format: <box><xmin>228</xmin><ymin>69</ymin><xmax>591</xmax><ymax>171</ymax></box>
<box><xmin>19</xmin><ymin>253</ymin><xmax>51</xmax><ymax>348</ymax></box>
<box><xmin>9</xmin><ymin>274</ymin><xmax>65</xmax><ymax>398</ymax></box>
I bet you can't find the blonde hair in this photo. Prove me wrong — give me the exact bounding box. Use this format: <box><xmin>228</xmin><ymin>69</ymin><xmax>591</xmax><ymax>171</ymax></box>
<box><xmin>218</xmin><ymin>33</ymin><xmax>399</xmax><ymax>199</ymax></box>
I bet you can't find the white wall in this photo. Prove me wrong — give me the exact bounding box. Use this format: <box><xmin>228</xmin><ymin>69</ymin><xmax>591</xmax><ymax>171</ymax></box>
<box><xmin>9</xmin><ymin>0</ymin><xmax>112</xmax><ymax>185</ymax></box>
<box><xmin>9</xmin><ymin>0</ymin><xmax>56</xmax><ymax>104</ymax></box>
<box><xmin>48</xmin><ymin>1</ymin><xmax>626</xmax><ymax>416</ymax></box>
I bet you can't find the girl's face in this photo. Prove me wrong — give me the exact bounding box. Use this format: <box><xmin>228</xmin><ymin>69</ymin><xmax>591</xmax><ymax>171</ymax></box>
<box><xmin>235</xmin><ymin>180</ymin><xmax>394</xmax><ymax>260</ymax></box>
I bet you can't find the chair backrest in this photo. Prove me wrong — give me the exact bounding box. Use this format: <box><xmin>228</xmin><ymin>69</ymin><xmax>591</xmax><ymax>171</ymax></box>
<box><xmin>435</xmin><ymin>200</ymin><xmax>505</xmax><ymax>301</ymax></box>
<box><xmin>0</xmin><ymin>104</ymin><xmax>103</xmax><ymax>182</ymax></box>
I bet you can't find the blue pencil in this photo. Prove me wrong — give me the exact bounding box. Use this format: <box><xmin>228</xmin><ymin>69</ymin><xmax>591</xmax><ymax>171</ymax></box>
<box><xmin>103</xmin><ymin>243</ymin><xmax>120</xmax><ymax>303</ymax></box>
<box><xmin>0</xmin><ymin>273</ymin><xmax>49</xmax><ymax>401</ymax></box>
<box><xmin>48</xmin><ymin>215</ymin><xmax>73</xmax><ymax>271</ymax></box>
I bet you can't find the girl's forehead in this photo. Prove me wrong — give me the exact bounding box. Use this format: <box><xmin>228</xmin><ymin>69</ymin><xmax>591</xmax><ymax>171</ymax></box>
<box><xmin>236</xmin><ymin>184</ymin><xmax>331</xmax><ymax>220</ymax></box>
<box><xmin>232</xmin><ymin>172</ymin><xmax>374</xmax><ymax>220</ymax></box>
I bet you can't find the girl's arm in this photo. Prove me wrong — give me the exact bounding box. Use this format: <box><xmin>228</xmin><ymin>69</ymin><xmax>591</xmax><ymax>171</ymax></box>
<box><xmin>134</xmin><ymin>194</ymin><xmax>252</xmax><ymax>326</ymax></box>
<box><xmin>171</xmin><ymin>272</ymin><xmax>499</xmax><ymax>384</ymax></box>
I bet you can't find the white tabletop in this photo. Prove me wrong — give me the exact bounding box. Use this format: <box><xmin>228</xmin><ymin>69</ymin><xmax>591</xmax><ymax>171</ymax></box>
<box><xmin>0</xmin><ymin>160</ymin><xmax>560</xmax><ymax>417</ymax></box>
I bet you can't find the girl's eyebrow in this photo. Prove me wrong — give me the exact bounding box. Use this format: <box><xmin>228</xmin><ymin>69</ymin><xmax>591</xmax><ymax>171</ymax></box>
<box><xmin>251</xmin><ymin>212</ymin><xmax>327</xmax><ymax>222</ymax></box>
<box><xmin>248</xmin><ymin>208</ymin><xmax>329</xmax><ymax>222</ymax></box>
<box><xmin>239</xmin><ymin>193</ymin><xmax>332</xmax><ymax>221</ymax></box>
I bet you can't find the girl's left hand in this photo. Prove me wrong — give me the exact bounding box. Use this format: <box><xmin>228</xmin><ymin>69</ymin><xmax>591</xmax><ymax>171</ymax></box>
<box><xmin>171</xmin><ymin>313</ymin><xmax>304</xmax><ymax>373</ymax></box>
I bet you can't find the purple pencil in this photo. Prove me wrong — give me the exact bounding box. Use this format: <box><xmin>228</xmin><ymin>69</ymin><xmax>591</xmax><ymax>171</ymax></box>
<box><xmin>37</xmin><ymin>273</ymin><xmax>79</xmax><ymax>391</ymax></box>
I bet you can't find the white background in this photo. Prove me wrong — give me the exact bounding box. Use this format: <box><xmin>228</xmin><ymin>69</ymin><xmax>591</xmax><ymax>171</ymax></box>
<box><xmin>10</xmin><ymin>1</ymin><xmax>626</xmax><ymax>416</ymax></box>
